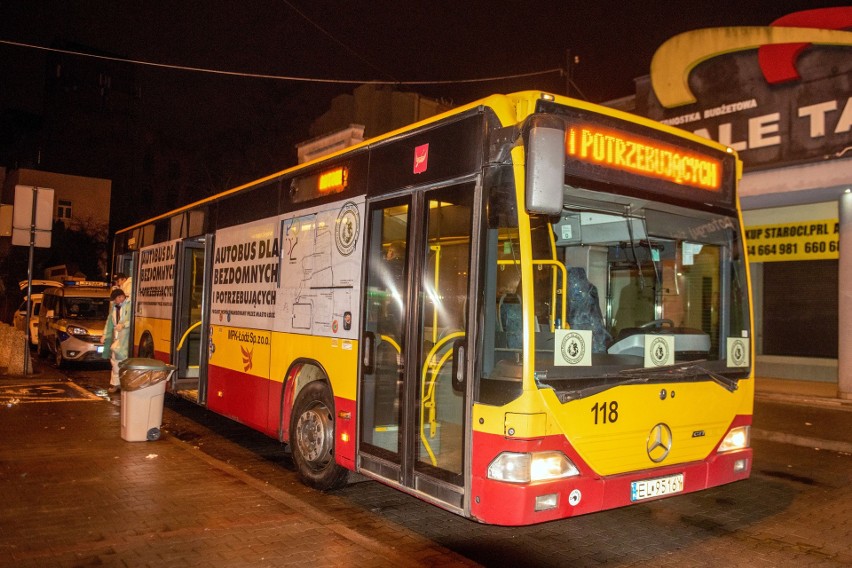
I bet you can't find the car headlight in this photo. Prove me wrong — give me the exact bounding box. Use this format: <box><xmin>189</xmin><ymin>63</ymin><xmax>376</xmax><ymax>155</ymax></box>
<box><xmin>487</xmin><ymin>451</ymin><xmax>579</xmax><ymax>483</ymax></box>
<box><xmin>67</xmin><ymin>326</ymin><xmax>89</xmax><ymax>336</ymax></box>
<box><xmin>718</xmin><ymin>425</ymin><xmax>750</xmax><ymax>452</ymax></box>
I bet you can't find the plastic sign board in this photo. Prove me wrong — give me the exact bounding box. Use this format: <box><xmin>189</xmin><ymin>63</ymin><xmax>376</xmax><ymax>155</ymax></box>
<box><xmin>554</xmin><ymin>329</ymin><xmax>592</xmax><ymax>366</ymax></box>
<box><xmin>644</xmin><ymin>335</ymin><xmax>675</xmax><ymax>368</ymax></box>
<box><xmin>12</xmin><ymin>185</ymin><xmax>54</xmax><ymax>248</ymax></box>
<box><xmin>727</xmin><ymin>337</ymin><xmax>750</xmax><ymax>368</ymax></box>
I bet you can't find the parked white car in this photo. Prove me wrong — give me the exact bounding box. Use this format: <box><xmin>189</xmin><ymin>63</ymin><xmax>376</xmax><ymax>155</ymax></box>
<box><xmin>13</xmin><ymin>280</ymin><xmax>62</xmax><ymax>347</ymax></box>
<box><xmin>37</xmin><ymin>281</ymin><xmax>111</xmax><ymax>367</ymax></box>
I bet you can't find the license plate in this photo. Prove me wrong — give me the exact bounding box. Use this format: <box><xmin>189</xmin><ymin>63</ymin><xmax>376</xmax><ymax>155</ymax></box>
<box><xmin>630</xmin><ymin>473</ymin><xmax>684</xmax><ymax>502</ymax></box>
<box><xmin>97</xmin><ymin>346</ymin><xmax>104</xmax><ymax>354</ymax></box>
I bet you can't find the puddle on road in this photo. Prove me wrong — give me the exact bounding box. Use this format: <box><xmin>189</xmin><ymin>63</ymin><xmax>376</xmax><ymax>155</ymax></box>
<box><xmin>758</xmin><ymin>469</ymin><xmax>817</xmax><ymax>486</ymax></box>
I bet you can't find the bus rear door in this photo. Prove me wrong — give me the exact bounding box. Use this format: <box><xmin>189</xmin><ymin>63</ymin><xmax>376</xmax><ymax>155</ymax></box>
<box><xmin>172</xmin><ymin>237</ymin><xmax>212</xmax><ymax>404</ymax></box>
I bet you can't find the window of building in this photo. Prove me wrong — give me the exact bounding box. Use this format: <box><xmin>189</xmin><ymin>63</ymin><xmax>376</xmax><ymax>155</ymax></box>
<box><xmin>57</xmin><ymin>200</ymin><xmax>72</xmax><ymax>219</ymax></box>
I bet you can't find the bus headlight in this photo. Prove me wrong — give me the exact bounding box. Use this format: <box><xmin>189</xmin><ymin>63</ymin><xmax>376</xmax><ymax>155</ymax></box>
<box><xmin>487</xmin><ymin>451</ymin><xmax>579</xmax><ymax>483</ymax></box>
<box><xmin>718</xmin><ymin>425</ymin><xmax>750</xmax><ymax>452</ymax></box>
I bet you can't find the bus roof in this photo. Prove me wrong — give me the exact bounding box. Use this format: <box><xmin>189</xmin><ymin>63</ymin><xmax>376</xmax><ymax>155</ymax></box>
<box><xmin>116</xmin><ymin>90</ymin><xmax>739</xmax><ymax>235</ymax></box>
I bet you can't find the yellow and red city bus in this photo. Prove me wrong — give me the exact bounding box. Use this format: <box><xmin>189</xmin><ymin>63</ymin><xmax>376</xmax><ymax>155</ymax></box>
<box><xmin>112</xmin><ymin>91</ymin><xmax>753</xmax><ymax>525</ymax></box>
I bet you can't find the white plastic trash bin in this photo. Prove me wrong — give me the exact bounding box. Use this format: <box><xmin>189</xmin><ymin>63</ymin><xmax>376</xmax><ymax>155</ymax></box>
<box><xmin>119</xmin><ymin>358</ymin><xmax>174</xmax><ymax>442</ymax></box>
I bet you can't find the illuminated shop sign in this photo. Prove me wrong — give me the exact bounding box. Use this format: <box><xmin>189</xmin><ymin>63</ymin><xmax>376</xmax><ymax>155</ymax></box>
<box><xmin>566</xmin><ymin>125</ymin><xmax>722</xmax><ymax>191</ymax></box>
<box><xmin>745</xmin><ymin>218</ymin><xmax>839</xmax><ymax>262</ymax></box>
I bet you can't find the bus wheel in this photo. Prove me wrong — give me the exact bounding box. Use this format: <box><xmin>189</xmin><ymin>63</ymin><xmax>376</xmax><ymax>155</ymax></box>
<box><xmin>290</xmin><ymin>381</ymin><xmax>349</xmax><ymax>491</ymax></box>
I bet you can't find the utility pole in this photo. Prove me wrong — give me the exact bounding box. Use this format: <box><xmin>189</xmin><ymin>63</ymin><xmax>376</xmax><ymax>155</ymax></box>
<box><xmin>565</xmin><ymin>49</ymin><xmax>580</xmax><ymax>98</ymax></box>
<box><xmin>566</xmin><ymin>49</ymin><xmax>573</xmax><ymax>97</ymax></box>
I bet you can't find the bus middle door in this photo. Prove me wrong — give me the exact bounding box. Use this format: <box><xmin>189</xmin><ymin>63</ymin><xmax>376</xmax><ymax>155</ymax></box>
<box><xmin>359</xmin><ymin>182</ymin><xmax>474</xmax><ymax>513</ymax></box>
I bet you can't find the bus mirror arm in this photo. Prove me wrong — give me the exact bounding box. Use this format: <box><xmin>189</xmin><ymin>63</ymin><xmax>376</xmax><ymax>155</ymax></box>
<box><xmin>451</xmin><ymin>339</ymin><xmax>467</xmax><ymax>393</ymax></box>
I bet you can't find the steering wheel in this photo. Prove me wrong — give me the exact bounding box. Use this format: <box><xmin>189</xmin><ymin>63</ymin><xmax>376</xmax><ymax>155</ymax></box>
<box><xmin>639</xmin><ymin>319</ymin><xmax>674</xmax><ymax>329</ymax></box>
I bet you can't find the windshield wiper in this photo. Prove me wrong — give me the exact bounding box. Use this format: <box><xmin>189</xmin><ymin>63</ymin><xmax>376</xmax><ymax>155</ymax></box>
<box><xmin>551</xmin><ymin>361</ymin><xmax>740</xmax><ymax>403</ymax></box>
<box><xmin>617</xmin><ymin>360</ymin><xmax>740</xmax><ymax>392</ymax></box>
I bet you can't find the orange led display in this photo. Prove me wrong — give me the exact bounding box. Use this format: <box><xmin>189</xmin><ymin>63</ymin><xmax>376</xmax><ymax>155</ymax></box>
<box><xmin>291</xmin><ymin>165</ymin><xmax>350</xmax><ymax>203</ymax></box>
<box><xmin>566</xmin><ymin>125</ymin><xmax>721</xmax><ymax>191</ymax></box>
<box><xmin>318</xmin><ymin>167</ymin><xmax>347</xmax><ymax>194</ymax></box>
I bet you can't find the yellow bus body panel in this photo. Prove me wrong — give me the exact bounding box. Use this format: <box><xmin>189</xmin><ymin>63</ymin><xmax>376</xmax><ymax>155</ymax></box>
<box><xmin>209</xmin><ymin>324</ymin><xmax>359</xmax><ymax>400</ymax></box>
<box><xmin>473</xmin><ymin>378</ymin><xmax>753</xmax><ymax>476</ymax></box>
<box><xmin>133</xmin><ymin>316</ymin><xmax>172</xmax><ymax>357</ymax></box>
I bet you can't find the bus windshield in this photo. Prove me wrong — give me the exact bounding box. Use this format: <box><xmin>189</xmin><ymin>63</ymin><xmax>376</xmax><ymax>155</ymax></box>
<box><xmin>480</xmin><ymin>185</ymin><xmax>751</xmax><ymax>404</ymax></box>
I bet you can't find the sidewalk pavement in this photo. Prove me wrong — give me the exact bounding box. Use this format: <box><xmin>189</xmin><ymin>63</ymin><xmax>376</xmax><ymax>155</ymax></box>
<box><xmin>0</xmin><ymin>360</ymin><xmax>476</xmax><ymax>567</ymax></box>
<box><xmin>752</xmin><ymin>376</ymin><xmax>852</xmax><ymax>455</ymax></box>
<box><xmin>755</xmin><ymin>375</ymin><xmax>850</xmax><ymax>403</ymax></box>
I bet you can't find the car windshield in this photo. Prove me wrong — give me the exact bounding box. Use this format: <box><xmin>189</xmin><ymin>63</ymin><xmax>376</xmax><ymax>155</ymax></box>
<box><xmin>62</xmin><ymin>297</ymin><xmax>110</xmax><ymax>319</ymax></box>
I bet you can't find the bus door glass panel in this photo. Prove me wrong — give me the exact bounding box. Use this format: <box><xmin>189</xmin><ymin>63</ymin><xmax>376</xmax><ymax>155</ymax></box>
<box><xmin>414</xmin><ymin>185</ymin><xmax>472</xmax><ymax>483</ymax></box>
<box><xmin>118</xmin><ymin>251</ymin><xmax>137</xmax><ymax>347</ymax></box>
<box><xmin>360</xmin><ymin>198</ymin><xmax>410</xmax><ymax>463</ymax></box>
<box><xmin>176</xmin><ymin>241</ymin><xmax>205</xmax><ymax>381</ymax></box>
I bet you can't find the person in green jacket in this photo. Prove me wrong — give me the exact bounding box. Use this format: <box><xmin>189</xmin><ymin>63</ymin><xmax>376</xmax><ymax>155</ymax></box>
<box><xmin>102</xmin><ymin>288</ymin><xmax>131</xmax><ymax>393</ymax></box>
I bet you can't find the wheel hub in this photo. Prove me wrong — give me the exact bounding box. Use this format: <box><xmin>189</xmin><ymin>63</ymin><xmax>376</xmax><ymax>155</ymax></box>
<box><xmin>296</xmin><ymin>404</ymin><xmax>332</xmax><ymax>467</ymax></box>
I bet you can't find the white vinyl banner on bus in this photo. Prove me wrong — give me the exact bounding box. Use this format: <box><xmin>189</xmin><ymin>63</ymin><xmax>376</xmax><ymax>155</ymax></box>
<box><xmin>136</xmin><ymin>239</ymin><xmax>178</xmax><ymax>320</ymax></box>
<box><xmin>211</xmin><ymin>197</ymin><xmax>364</xmax><ymax>339</ymax></box>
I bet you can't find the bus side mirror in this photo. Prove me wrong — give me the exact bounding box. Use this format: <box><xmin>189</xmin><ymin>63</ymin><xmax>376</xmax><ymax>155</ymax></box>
<box><xmin>525</xmin><ymin>114</ymin><xmax>565</xmax><ymax>216</ymax></box>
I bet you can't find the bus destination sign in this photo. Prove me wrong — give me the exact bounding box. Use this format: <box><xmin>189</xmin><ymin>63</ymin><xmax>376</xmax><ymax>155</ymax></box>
<box><xmin>565</xmin><ymin>124</ymin><xmax>722</xmax><ymax>192</ymax></box>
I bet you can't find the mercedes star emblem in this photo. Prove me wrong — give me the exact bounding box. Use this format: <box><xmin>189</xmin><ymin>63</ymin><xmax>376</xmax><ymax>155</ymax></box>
<box><xmin>647</xmin><ymin>423</ymin><xmax>673</xmax><ymax>463</ymax></box>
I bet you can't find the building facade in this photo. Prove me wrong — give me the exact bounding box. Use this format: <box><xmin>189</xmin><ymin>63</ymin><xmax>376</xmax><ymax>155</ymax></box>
<box><xmin>610</xmin><ymin>7</ymin><xmax>852</xmax><ymax>397</ymax></box>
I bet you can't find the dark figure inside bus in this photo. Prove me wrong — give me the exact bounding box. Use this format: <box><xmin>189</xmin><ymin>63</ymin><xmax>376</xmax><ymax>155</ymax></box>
<box><xmin>378</xmin><ymin>241</ymin><xmax>406</xmax><ymax>336</ymax></box>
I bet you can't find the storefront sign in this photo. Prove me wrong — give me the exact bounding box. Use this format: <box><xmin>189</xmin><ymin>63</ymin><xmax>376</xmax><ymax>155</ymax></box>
<box><xmin>639</xmin><ymin>8</ymin><xmax>852</xmax><ymax>170</ymax></box>
<box><xmin>745</xmin><ymin>219</ymin><xmax>839</xmax><ymax>261</ymax></box>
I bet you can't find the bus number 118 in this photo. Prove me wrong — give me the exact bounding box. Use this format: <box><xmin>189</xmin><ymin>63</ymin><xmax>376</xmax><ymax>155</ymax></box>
<box><xmin>591</xmin><ymin>401</ymin><xmax>619</xmax><ymax>424</ymax></box>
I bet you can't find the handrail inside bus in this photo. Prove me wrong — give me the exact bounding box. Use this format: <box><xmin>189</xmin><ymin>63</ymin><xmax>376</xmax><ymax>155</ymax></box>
<box><xmin>177</xmin><ymin>320</ymin><xmax>202</xmax><ymax>351</ymax></box>
<box><xmin>420</xmin><ymin>331</ymin><xmax>465</xmax><ymax>466</ymax></box>
<box><xmin>496</xmin><ymin>259</ymin><xmax>567</xmax><ymax>333</ymax></box>
<box><xmin>532</xmin><ymin>260</ymin><xmax>568</xmax><ymax>332</ymax></box>
<box><xmin>379</xmin><ymin>334</ymin><xmax>402</xmax><ymax>354</ymax></box>
<box><xmin>430</xmin><ymin>244</ymin><xmax>441</xmax><ymax>345</ymax></box>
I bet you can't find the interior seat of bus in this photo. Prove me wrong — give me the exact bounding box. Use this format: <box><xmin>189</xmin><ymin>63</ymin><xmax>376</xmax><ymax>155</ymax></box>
<box><xmin>566</xmin><ymin>266</ymin><xmax>610</xmax><ymax>353</ymax></box>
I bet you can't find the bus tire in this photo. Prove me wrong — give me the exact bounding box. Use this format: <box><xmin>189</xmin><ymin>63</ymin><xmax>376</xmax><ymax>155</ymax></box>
<box><xmin>290</xmin><ymin>380</ymin><xmax>349</xmax><ymax>491</ymax></box>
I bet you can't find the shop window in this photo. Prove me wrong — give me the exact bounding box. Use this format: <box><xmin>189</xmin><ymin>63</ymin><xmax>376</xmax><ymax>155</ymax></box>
<box><xmin>762</xmin><ymin>260</ymin><xmax>837</xmax><ymax>358</ymax></box>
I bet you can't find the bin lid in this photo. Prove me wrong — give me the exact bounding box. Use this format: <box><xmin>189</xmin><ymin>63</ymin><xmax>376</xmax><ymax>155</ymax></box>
<box><xmin>119</xmin><ymin>357</ymin><xmax>170</xmax><ymax>371</ymax></box>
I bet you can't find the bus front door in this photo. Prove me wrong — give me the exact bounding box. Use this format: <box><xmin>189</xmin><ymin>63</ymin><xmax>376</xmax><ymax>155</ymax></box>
<box><xmin>172</xmin><ymin>238</ymin><xmax>211</xmax><ymax>404</ymax></box>
<box><xmin>359</xmin><ymin>182</ymin><xmax>474</xmax><ymax>513</ymax></box>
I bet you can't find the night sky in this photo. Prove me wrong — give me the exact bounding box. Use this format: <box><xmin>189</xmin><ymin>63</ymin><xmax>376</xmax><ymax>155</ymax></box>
<box><xmin>5</xmin><ymin>1</ymin><xmax>850</xmax><ymax>110</ymax></box>
<box><xmin>1</xmin><ymin>1</ymin><xmax>849</xmax><ymax>224</ymax></box>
